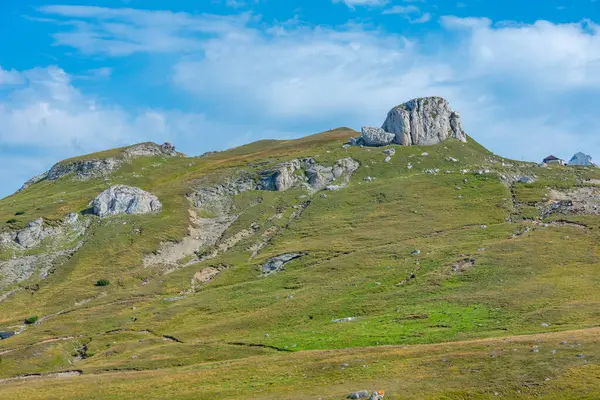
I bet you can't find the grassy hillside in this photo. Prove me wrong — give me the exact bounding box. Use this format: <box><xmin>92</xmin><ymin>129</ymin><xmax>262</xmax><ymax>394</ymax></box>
<box><xmin>1</xmin><ymin>128</ymin><xmax>600</xmax><ymax>399</ymax></box>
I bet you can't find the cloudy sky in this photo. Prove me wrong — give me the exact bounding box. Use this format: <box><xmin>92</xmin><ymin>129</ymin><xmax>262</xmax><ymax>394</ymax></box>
<box><xmin>1</xmin><ymin>0</ymin><xmax>600</xmax><ymax>197</ymax></box>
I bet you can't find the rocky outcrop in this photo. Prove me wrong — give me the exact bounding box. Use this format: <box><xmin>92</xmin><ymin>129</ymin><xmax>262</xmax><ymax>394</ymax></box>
<box><xmin>262</xmin><ymin>253</ymin><xmax>304</xmax><ymax>275</ymax></box>
<box><xmin>48</xmin><ymin>158</ymin><xmax>123</xmax><ymax>181</ymax></box>
<box><xmin>568</xmin><ymin>152</ymin><xmax>594</xmax><ymax>166</ymax></box>
<box><xmin>360</xmin><ymin>127</ymin><xmax>395</xmax><ymax>146</ymax></box>
<box><xmin>188</xmin><ymin>175</ymin><xmax>256</xmax><ymax>214</ymax></box>
<box><xmin>18</xmin><ymin>142</ymin><xmax>181</xmax><ymax>193</ymax></box>
<box><xmin>258</xmin><ymin>158</ymin><xmax>359</xmax><ymax>192</ymax></box>
<box><xmin>124</xmin><ymin>142</ymin><xmax>179</xmax><ymax>157</ymax></box>
<box><xmin>92</xmin><ymin>185</ymin><xmax>162</xmax><ymax>217</ymax></box>
<box><xmin>258</xmin><ymin>160</ymin><xmax>301</xmax><ymax>191</ymax></box>
<box><xmin>305</xmin><ymin>158</ymin><xmax>359</xmax><ymax>191</ymax></box>
<box><xmin>15</xmin><ymin>219</ymin><xmax>48</xmax><ymax>248</ymax></box>
<box><xmin>18</xmin><ymin>171</ymin><xmax>49</xmax><ymax>192</ymax></box>
<box><xmin>380</xmin><ymin>97</ymin><xmax>467</xmax><ymax>146</ymax></box>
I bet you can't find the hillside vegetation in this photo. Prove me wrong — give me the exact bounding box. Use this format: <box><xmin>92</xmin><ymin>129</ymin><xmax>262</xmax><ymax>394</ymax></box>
<box><xmin>1</xmin><ymin>127</ymin><xmax>600</xmax><ymax>399</ymax></box>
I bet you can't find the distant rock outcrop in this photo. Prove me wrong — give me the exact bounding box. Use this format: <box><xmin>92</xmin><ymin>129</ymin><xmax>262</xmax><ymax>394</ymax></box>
<box><xmin>92</xmin><ymin>185</ymin><xmax>162</xmax><ymax>217</ymax></box>
<box><xmin>124</xmin><ymin>142</ymin><xmax>179</xmax><ymax>157</ymax></box>
<box><xmin>47</xmin><ymin>158</ymin><xmax>123</xmax><ymax>181</ymax></box>
<box><xmin>381</xmin><ymin>97</ymin><xmax>467</xmax><ymax>145</ymax></box>
<box><xmin>258</xmin><ymin>157</ymin><xmax>359</xmax><ymax>192</ymax></box>
<box><xmin>568</xmin><ymin>152</ymin><xmax>594</xmax><ymax>166</ymax></box>
<box><xmin>18</xmin><ymin>142</ymin><xmax>181</xmax><ymax>193</ymax></box>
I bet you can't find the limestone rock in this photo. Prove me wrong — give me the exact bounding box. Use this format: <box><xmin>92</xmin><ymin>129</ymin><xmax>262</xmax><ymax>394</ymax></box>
<box><xmin>15</xmin><ymin>218</ymin><xmax>47</xmax><ymax>248</ymax></box>
<box><xmin>262</xmin><ymin>253</ymin><xmax>304</xmax><ymax>275</ymax></box>
<box><xmin>124</xmin><ymin>142</ymin><xmax>179</xmax><ymax>157</ymax></box>
<box><xmin>381</xmin><ymin>97</ymin><xmax>467</xmax><ymax>145</ymax></box>
<box><xmin>361</xmin><ymin>127</ymin><xmax>395</xmax><ymax>146</ymax></box>
<box><xmin>568</xmin><ymin>152</ymin><xmax>594</xmax><ymax>166</ymax></box>
<box><xmin>92</xmin><ymin>185</ymin><xmax>162</xmax><ymax>217</ymax></box>
<box><xmin>48</xmin><ymin>158</ymin><xmax>123</xmax><ymax>181</ymax></box>
<box><xmin>306</xmin><ymin>158</ymin><xmax>359</xmax><ymax>191</ymax></box>
<box><xmin>258</xmin><ymin>160</ymin><xmax>301</xmax><ymax>191</ymax></box>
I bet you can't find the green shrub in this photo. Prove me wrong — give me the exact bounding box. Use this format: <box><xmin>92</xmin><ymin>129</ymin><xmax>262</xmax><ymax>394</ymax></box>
<box><xmin>6</xmin><ymin>219</ymin><xmax>17</xmax><ymax>224</ymax></box>
<box><xmin>14</xmin><ymin>211</ymin><xmax>25</xmax><ymax>216</ymax></box>
<box><xmin>95</xmin><ymin>279</ymin><xmax>110</xmax><ymax>287</ymax></box>
<box><xmin>24</xmin><ymin>316</ymin><xmax>38</xmax><ymax>325</ymax></box>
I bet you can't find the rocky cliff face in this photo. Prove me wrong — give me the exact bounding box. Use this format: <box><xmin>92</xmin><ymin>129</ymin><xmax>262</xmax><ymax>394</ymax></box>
<box><xmin>381</xmin><ymin>97</ymin><xmax>467</xmax><ymax>146</ymax></box>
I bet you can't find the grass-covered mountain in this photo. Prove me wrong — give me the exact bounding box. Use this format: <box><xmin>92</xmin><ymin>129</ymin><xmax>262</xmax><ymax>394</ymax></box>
<box><xmin>1</xmin><ymin>106</ymin><xmax>600</xmax><ymax>399</ymax></box>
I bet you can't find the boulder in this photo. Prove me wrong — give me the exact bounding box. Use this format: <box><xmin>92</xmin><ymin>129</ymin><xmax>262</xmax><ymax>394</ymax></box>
<box><xmin>92</xmin><ymin>185</ymin><xmax>162</xmax><ymax>217</ymax></box>
<box><xmin>361</xmin><ymin>127</ymin><xmax>395</xmax><ymax>146</ymax></box>
<box><xmin>262</xmin><ymin>253</ymin><xmax>304</xmax><ymax>275</ymax></box>
<box><xmin>381</xmin><ymin>97</ymin><xmax>467</xmax><ymax>145</ymax></box>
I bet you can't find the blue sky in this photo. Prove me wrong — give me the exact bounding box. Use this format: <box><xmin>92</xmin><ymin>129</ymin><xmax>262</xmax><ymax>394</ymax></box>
<box><xmin>1</xmin><ymin>0</ymin><xmax>600</xmax><ymax>197</ymax></box>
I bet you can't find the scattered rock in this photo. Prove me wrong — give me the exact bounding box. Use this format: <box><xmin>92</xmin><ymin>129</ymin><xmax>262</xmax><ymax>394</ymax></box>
<box><xmin>0</xmin><ymin>331</ymin><xmax>15</xmax><ymax>340</ymax></box>
<box><xmin>447</xmin><ymin>157</ymin><xmax>459</xmax><ymax>162</ymax></box>
<box><xmin>332</xmin><ymin>317</ymin><xmax>357</xmax><ymax>323</ymax></box>
<box><xmin>347</xmin><ymin>390</ymin><xmax>370</xmax><ymax>399</ymax></box>
<box><xmin>92</xmin><ymin>185</ymin><xmax>162</xmax><ymax>217</ymax></box>
<box><xmin>384</xmin><ymin>156</ymin><xmax>391</xmax><ymax>163</ymax></box>
<box><xmin>383</xmin><ymin>148</ymin><xmax>396</xmax><ymax>156</ymax></box>
<box><xmin>363</xmin><ymin>176</ymin><xmax>376</xmax><ymax>182</ymax></box>
<box><xmin>262</xmin><ymin>253</ymin><xmax>304</xmax><ymax>275</ymax></box>
<box><xmin>421</xmin><ymin>152</ymin><xmax>429</xmax><ymax>157</ymax></box>
<box><xmin>518</xmin><ymin>176</ymin><xmax>536</xmax><ymax>184</ymax></box>
<box><xmin>541</xmin><ymin>323</ymin><xmax>549</xmax><ymax>327</ymax></box>
<box><xmin>411</xmin><ymin>249</ymin><xmax>421</xmax><ymax>255</ymax></box>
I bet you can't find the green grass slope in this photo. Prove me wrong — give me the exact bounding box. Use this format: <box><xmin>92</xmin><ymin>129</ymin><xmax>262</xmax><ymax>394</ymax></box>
<box><xmin>0</xmin><ymin>129</ymin><xmax>599</xmax><ymax>399</ymax></box>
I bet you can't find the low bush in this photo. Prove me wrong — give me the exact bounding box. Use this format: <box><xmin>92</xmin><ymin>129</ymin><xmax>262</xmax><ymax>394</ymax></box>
<box><xmin>14</xmin><ymin>211</ymin><xmax>25</xmax><ymax>216</ymax></box>
<box><xmin>95</xmin><ymin>279</ymin><xmax>110</xmax><ymax>287</ymax></box>
<box><xmin>24</xmin><ymin>316</ymin><xmax>38</xmax><ymax>325</ymax></box>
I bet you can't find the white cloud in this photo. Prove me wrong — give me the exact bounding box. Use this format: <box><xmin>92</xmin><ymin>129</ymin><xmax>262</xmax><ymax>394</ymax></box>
<box><xmin>0</xmin><ymin>67</ymin><xmax>25</xmax><ymax>85</ymax></box>
<box><xmin>382</xmin><ymin>5</ymin><xmax>420</xmax><ymax>14</ymax></box>
<box><xmin>6</xmin><ymin>7</ymin><xmax>600</xmax><ymax>195</ymax></box>
<box><xmin>332</xmin><ymin>0</ymin><xmax>388</xmax><ymax>8</ymax></box>
<box><xmin>0</xmin><ymin>65</ymin><xmax>262</xmax><ymax>196</ymax></box>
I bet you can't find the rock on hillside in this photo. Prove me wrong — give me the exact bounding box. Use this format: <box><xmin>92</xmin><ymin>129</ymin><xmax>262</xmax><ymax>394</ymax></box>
<box><xmin>124</xmin><ymin>142</ymin><xmax>179</xmax><ymax>157</ymax></box>
<box><xmin>92</xmin><ymin>185</ymin><xmax>162</xmax><ymax>217</ymax></box>
<box><xmin>568</xmin><ymin>152</ymin><xmax>594</xmax><ymax>166</ymax></box>
<box><xmin>360</xmin><ymin>127</ymin><xmax>395</xmax><ymax>147</ymax></box>
<box><xmin>18</xmin><ymin>142</ymin><xmax>180</xmax><ymax>192</ymax></box>
<box><xmin>380</xmin><ymin>97</ymin><xmax>467</xmax><ymax>146</ymax></box>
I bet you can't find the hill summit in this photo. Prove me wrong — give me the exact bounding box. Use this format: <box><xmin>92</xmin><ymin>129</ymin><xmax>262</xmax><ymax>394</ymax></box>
<box><xmin>1</xmin><ymin>97</ymin><xmax>600</xmax><ymax>399</ymax></box>
<box><xmin>358</xmin><ymin>97</ymin><xmax>466</xmax><ymax>147</ymax></box>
